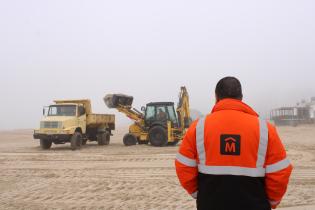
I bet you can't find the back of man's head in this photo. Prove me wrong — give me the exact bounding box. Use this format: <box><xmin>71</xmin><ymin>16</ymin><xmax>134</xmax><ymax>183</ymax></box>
<box><xmin>215</xmin><ymin>76</ymin><xmax>243</xmax><ymax>101</ymax></box>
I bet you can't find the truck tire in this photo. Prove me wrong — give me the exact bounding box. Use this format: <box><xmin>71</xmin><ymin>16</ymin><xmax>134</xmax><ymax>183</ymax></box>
<box><xmin>40</xmin><ymin>139</ymin><xmax>52</xmax><ymax>149</ymax></box>
<box><xmin>97</xmin><ymin>132</ymin><xmax>110</xmax><ymax>146</ymax></box>
<box><xmin>123</xmin><ymin>133</ymin><xmax>137</xmax><ymax>146</ymax></box>
<box><xmin>149</xmin><ymin>126</ymin><xmax>168</xmax><ymax>147</ymax></box>
<box><xmin>70</xmin><ymin>132</ymin><xmax>82</xmax><ymax>151</ymax></box>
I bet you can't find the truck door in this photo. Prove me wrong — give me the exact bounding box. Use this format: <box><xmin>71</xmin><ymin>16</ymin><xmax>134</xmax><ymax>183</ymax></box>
<box><xmin>78</xmin><ymin>105</ymin><xmax>87</xmax><ymax>133</ymax></box>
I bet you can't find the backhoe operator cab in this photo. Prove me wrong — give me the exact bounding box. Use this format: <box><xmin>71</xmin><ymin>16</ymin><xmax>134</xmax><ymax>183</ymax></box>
<box><xmin>143</xmin><ymin>102</ymin><xmax>179</xmax><ymax>128</ymax></box>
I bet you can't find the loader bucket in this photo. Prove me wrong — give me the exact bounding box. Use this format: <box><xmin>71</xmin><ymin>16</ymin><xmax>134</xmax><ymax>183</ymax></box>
<box><xmin>104</xmin><ymin>94</ymin><xmax>134</xmax><ymax>108</ymax></box>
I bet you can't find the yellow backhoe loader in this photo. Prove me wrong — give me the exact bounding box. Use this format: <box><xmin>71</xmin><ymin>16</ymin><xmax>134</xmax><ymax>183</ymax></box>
<box><xmin>104</xmin><ymin>87</ymin><xmax>191</xmax><ymax>146</ymax></box>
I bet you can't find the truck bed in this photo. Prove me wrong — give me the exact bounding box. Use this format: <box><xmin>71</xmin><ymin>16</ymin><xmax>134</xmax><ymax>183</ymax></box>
<box><xmin>87</xmin><ymin>114</ymin><xmax>115</xmax><ymax>129</ymax></box>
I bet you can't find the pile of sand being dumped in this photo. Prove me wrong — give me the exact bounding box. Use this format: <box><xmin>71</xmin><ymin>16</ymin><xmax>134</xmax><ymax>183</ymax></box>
<box><xmin>0</xmin><ymin>125</ymin><xmax>314</xmax><ymax>210</ymax></box>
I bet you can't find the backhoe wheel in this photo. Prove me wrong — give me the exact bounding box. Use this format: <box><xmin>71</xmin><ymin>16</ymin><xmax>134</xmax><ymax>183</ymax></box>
<box><xmin>70</xmin><ymin>132</ymin><xmax>82</xmax><ymax>151</ymax></box>
<box><xmin>40</xmin><ymin>139</ymin><xmax>52</xmax><ymax>150</ymax></box>
<box><xmin>167</xmin><ymin>140</ymin><xmax>179</xmax><ymax>146</ymax></box>
<box><xmin>97</xmin><ymin>132</ymin><xmax>110</xmax><ymax>146</ymax></box>
<box><xmin>149</xmin><ymin>126</ymin><xmax>168</xmax><ymax>147</ymax></box>
<box><xmin>123</xmin><ymin>133</ymin><xmax>137</xmax><ymax>146</ymax></box>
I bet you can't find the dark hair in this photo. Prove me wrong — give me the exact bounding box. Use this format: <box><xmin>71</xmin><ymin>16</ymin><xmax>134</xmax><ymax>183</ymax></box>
<box><xmin>215</xmin><ymin>76</ymin><xmax>243</xmax><ymax>100</ymax></box>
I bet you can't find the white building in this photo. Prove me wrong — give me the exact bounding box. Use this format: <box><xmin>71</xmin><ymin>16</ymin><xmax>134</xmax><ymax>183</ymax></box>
<box><xmin>308</xmin><ymin>97</ymin><xmax>315</xmax><ymax>119</ymax></box>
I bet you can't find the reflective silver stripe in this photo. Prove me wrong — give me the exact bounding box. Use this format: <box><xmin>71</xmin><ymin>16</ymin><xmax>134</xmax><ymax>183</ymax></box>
<box><xmin>176</xmin><ymin>153</ymin><xmax>197</xmax><ymax>167</ymax></box>
<box><xmin>198</xmin><ymin>164</ymin><xmax>265</xmax><ymax>177</ymax></box>
<box><xmin>196</xmin><ymin>117</ymin><xmax>206</xmax><ymax>164</ymax></box>
<box><xmin>256</xmin><ymin>119</ymin><xmax>268</xmax><ymax>168</ymax></box>
<box><xmin>266</xmin><ymin>158</ymin><xmax>290</xmax><ymax>173</ymax></box>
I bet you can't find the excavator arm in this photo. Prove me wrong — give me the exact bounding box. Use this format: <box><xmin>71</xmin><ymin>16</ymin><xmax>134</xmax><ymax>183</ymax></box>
<box><xmin>116</xmin><ymin>106</ymin><xmax>143</xmax><ymax>122</ymax></box>
<box><xmin>176</xmin><ymin>86</ymin><xmax>191</xmax><ymax>130</ymax></box>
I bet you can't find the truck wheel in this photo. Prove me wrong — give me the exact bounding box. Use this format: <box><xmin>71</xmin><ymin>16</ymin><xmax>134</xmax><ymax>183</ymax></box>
<box><xmin>40</xmin><ymin>139</ymin><xmax>52</xmax><ymax>149</ymax></box>
<box><xmin>123</xmin><ymin>133</ymin><xmax>137</xmax><ymax>146</ymax></box>
<box><xmin>71</xmin><ymin>132</ymin><xmax>82</xmax><ymax>151</ymax></box>
<box><xmin>149</xmin><ymin>126</ymin><xmax>168</xmax><ymax>147</ymax></box>
<box><xmin>97</xmin><ymin>132</ymin><xmax>110</xmax><ymax>146</ymax></box>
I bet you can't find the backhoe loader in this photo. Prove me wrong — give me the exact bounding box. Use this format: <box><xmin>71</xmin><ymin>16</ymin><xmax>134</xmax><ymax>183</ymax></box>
<box><xmin>104</xmin><ymin>87</ymin><xmax>191</xmax><ymax>146</ymax></box>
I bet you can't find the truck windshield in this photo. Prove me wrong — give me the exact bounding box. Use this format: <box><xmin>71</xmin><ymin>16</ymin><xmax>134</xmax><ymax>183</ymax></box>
<box><xmin>48</xmin><ymin>105</ymin><xmax>76</xmax><ymax>116</ymax></box>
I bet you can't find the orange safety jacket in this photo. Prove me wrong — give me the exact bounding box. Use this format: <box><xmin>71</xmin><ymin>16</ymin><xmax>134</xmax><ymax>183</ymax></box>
<box><xmin>175</xmin><ymin>99</ymin><xmax>293</xmax><ymax>210</ymax></box>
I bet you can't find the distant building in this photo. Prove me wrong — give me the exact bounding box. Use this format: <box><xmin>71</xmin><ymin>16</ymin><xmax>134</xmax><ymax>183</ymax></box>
<box><xmin>270</xmin><ymin>97</ymin><xmax>315</xmax><ymax>126</ymax></box>
<box><xmin>310</xmin><ymin>97</ymin><xmax>315</xmax><ymax>119</ymax></box>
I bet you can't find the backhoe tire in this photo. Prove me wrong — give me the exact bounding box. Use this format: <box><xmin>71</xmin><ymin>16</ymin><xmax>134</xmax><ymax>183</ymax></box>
<box><xmin>70</xmin><ymin>132</ymin><xmax>82</xmax><ymax>151</ymax></box>
<box><xmin>123</xmin><ymin>133</ymin><xmax>137</xmax><ymax>146</ymax></box>
<box><xmin>40</xmin><ymin>139</ymin><xmax>52</xmax><ymax>150</ymax></box>
<box><xmin>149</xmin><ymin>126</ymin><xmax>168</xmax><ymax>147</ymax></box>
<box><xmin>97</xmin><ymin>132</ymin><xmax>110</xmax><ymax>146</ymax></box>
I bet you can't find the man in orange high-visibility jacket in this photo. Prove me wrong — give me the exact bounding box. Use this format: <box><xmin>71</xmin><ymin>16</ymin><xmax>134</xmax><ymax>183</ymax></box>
<box><xmin>175</xmin><ymin>77</ymin><xmax>293</xmax><ymax>210</ymax></box>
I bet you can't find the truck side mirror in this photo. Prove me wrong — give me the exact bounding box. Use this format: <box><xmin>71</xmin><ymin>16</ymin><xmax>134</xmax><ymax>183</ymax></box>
<box><xmin>43</xmin><ymin>106</ymin><xmax>49</xmax><ymax>116</ymax></box>
<box><xmin>141</xmin><ymin>106</ymin><xmax>146</xmax><ymax>112</ymax></box>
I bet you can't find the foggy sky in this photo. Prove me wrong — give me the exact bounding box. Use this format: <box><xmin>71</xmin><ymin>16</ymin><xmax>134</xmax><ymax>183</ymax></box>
<box><xmin>1</xmin><ymin>0</ymin><xmax>315</xmax><ymax>129</ymax></box>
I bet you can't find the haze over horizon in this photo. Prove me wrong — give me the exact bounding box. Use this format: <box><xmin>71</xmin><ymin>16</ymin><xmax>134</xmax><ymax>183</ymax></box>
<box><xmin>1</xmin><ymin>0</ymin><xmax>314</xmax><ymax>130</ymax></box>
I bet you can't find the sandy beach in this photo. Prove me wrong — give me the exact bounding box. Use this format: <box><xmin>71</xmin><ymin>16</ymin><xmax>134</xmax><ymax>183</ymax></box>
<box><xmin>0</xmin><ymin>125</ymin><xmax>314</xmax><ymax>210</ymax></box>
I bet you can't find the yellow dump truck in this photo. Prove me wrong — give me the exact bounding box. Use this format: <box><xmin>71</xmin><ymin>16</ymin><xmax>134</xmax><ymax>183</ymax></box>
<box><xmin>33</xmin><ymin>99</ymin><xmax>115</xmax><ymax>150</ymax></box>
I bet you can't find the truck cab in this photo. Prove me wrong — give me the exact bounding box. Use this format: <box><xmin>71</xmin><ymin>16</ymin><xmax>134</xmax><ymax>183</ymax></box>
<box><xmin>34</xmin><ymin>103</ymin><xmax>86</xmax><ymax>142</ymax></box>
<box><xmin>45</xmin><ymin>103</ymin><xmax>87</xmax><ymax>132</ymax></box>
